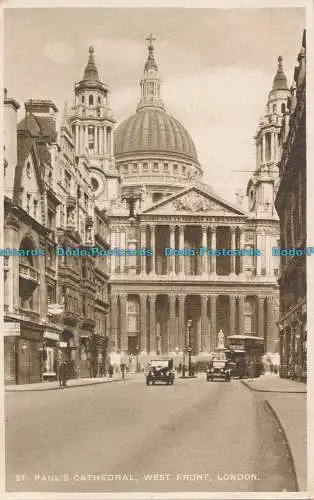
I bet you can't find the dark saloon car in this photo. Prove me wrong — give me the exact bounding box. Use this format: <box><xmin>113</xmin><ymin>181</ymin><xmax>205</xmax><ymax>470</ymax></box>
<box><xmin>146</xmin><ymin>360</ymin><xmax>175</xmax><ymax>385</ymax></box>
<box><xmin>206</xmin><ymin>359</ymin><xmax>231</xmax><ymax>382</ymax></box>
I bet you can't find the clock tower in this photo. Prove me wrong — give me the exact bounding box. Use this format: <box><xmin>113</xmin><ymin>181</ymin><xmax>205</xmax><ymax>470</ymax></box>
<box><xmin>69</xmin><ymin>47</ymin><xmax>119</xmax><ymax>209</ymax></box>
<box><xmin>247</xmin><ymin>56</ymin><xmax>290</xmax><ymax>218</ymax></box>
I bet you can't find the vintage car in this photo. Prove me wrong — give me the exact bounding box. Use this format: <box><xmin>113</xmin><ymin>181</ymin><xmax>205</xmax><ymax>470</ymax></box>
<box><xmin>206</xmin><ymin>359</ymin><xmax>231</xmax><ymax>382</ymax></box>
<box><xmin>146</xmin><ymin>360</ymin><xmax>175</xmax><ymax>385</ymax></box>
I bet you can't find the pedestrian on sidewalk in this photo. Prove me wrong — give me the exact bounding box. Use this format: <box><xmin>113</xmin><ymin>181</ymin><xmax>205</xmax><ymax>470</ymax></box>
<box><xmin>248</xmin><ymin>362</ymin><xmax>255</xmax><ymax>382</ymax></box>
<box><xmin>59</xmin><ymin>361</ymin><xmax>68</xmax><ymax>388</ymax></box>
<box><xmin>121</xmin><ymin>363</ymin><xmax>126</xmax><ymax>379</ymax></box>
<box><xmin>108</xmin><ymin>364</ymin><xmax>113</xmax><ymax>378</ymax></box>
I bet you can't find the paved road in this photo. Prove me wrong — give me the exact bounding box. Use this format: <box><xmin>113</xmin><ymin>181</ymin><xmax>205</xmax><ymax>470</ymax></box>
<box><xmin>5</xmin><ymin>375</ymin><xmax>297</xmax><ymax>493</ymax></box>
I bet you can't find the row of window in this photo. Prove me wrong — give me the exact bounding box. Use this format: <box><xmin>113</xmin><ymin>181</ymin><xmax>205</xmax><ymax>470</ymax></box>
<box><xmin>121</xmin><ymin>162</ymin><xmax>193</xmax><ymax>175</ymax></box>
<box><xmin>81</xmin><ymin>95</ymin><xmax>102</xmax><ymax>106</ymax></box>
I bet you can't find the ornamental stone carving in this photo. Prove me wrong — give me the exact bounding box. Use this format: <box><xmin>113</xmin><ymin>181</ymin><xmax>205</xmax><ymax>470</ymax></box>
<box><xmin>172</xmin><ymin>193</ymin><xmax>228</xmax><ymax>213</ymax></box>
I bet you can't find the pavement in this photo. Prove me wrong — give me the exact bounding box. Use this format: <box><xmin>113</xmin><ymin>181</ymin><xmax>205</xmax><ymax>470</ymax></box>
<box><xmin>5</xmin><ymin>374</ymin><xmax>132</xmax><ymax>392</ymax></box>
<box><xmin>5</xmin><ymin>375</ymin><xmax>298</xmax><ymax>494</ymax></box>
<box><xmin>241</xmin><ymin>374</ymin><xmax>307</xmax><ymax>492</ymax></box>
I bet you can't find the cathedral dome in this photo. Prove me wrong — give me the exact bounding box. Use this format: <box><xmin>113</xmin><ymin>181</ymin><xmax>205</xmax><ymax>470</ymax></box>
<box><xmin>114</xmin><ymin>107</ymin><xmax>198</xmax><ymax>163</ymax></box>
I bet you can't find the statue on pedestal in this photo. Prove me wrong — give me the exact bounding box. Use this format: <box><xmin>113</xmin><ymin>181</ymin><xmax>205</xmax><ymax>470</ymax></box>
<box><xmin>217</xmin><ymin>329</ymin><xmax>225</xmax><ymax>350</ymax></box>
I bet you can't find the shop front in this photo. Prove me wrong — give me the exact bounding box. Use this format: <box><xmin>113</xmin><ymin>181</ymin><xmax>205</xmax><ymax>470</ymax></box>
<box><xmin>59</xmin><ymin>330</ymin><xmax>78</xmax><ymax>379</ymax></box>
<box><xmin>42</xmin><ymin>330</ymin><xmax>60</xmax><ymax>381</ymax></box>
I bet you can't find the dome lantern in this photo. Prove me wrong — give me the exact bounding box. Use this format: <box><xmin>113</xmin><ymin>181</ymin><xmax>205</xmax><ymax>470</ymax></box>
<box><xmin>137</xmin><ymin>34</ymin><xmax>165</xmax><ymax>112</ymax></box>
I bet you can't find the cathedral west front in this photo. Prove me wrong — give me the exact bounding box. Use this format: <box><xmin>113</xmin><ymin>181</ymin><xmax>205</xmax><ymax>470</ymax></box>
<box><xmin>69</xmin><ymin>36</ymin><xmax>284</xmax><ymax>366</ymax></box>
<box><xmin>4</xmin><ymin>35</ymin><xmax>286</xmax><ymax>382</ymax></box>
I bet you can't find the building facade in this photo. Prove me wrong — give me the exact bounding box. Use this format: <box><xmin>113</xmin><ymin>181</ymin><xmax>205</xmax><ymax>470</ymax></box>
<box><xmin>275</xmin><ymin>31</ymin><xmax>306</xmax><ymax>381</ymax></box>
<box><xmin>103</xmin><ymin>38</ymin><xmax>281</xmax><ymax>367</ymax></box>
<box><xmin>3</xmin><ymin>82</ymin><xmax>111</xmax><ymax>383</ymax></box>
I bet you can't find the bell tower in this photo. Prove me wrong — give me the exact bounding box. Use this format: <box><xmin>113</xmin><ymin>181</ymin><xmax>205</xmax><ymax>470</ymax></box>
<box><xmin>68</xmin><ymin>47</ymin><xmax>119</xmax><ymax>209</ymax></box>
<box><xmin>247</xmin><ymin>56</ymin><xmax>290</xmax><ymax>217</ymax></box>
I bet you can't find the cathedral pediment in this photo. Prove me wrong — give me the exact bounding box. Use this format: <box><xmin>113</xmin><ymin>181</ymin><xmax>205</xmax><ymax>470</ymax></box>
<box><xmin>141</xmin><ymin>186</ymin><xmax>247</xmax><ymax>216</ymax></box>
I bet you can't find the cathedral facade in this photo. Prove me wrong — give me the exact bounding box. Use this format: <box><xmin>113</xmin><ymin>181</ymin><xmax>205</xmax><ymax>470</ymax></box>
<box><xmin>4</xmin><ymin>37</ymin><xmax>285</xmax><ymax>383</ymax></box>
<box><xmin>76</xmin><ymin>38</ymin><xmax>284</xmax><ymax>366</ymax></box>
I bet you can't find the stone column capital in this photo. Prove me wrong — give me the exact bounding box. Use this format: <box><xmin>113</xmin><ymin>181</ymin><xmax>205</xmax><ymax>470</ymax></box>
<box><xmin>201</xmin><ymin>295</ymin><xmax>208</xmax><ymax>305</ymax></box>
<box><xmin>179</xmin><ymin>225</ymin><xmax>185</xmax><ymax>233</ymax></box>
<box><xmin>201</xmin><ymin>225</ymin><xmax>208</xmax><ymax>232</ymax></box>
<box><xmin>211</xmin><ymin>225</ymin><xmax>217</xmax><ymax>232</ymax></box>
<box><xmin>139</xmin><ymin>294</ymin><xmax>147</xmax><ymax>303</ymax></box>
<box><xmin>209</xmin><ymin>294</ymin><xmax>217</xmax><ymax>303</ymax></box>
<box><xmin>258</xmin><ymin>296</ymin><xmax>266</xmax><ymax>304</ymax></box>
<box><xmin>169</xmin><ymin>225</ymin><xmax>176</xmax><ymax>233</ymax></box>
<box><xmin>178</xmin><ymin>294</ymin><xmax>186</xmax><ymax>302</ymax></box>
<box><xmin>169</xmin><ymin>294</ymin><xmax>177</xmax><ymax>304</ymax></box>
<box><xmin>230</xmin><ymin>226</ymin><xmax>236</xmax><ymax>234</ymax></box>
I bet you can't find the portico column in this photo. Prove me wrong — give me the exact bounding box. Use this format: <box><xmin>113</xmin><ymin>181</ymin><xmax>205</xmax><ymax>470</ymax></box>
<box><xmin>178</xmin><ymin>294</ymin><xmax>185</xmax><ymax>351</ymax></box>
<box><xmin>262</xmin><ymin>134</ymin><xmax>266</xmax><ymax>163</ymax></box>
<box><xmin>140</xmin><ymin>295</ymin><xmax>147</xmax><ymax>354</ymax></box>
<box><xmin>210</xmin><ymin>226</ymin><xmax>217</xmax><ymax>274</ymax></box>
<box><xmin>230</xmin><ymin>227</ymin><xmax>236</xmax><ymax>275</ymax></box>
<box><xmin>202</xmin><ymin>226</ymin><xmax>208</xmax><ymax>275</ymax></box>
<box><xmin>95</xmin><ymin>126</ymin><xmax>98</xmax><ymax>154</ymax></box>
<box><xmin>230</xmin><ymin>295</ymin><xmax>236</xmax><ymax>336</ymax></box>
<box><xmin>179</xmin><ymin>226</ymin><xmax>185</xmax><ymax>275</ymax></box>
<box><xmin>169</xmin><ymin>295</ymin><xmax>176</xmax><ymax>353</ymax></box>
<box><xmin>210</xmin><ymin>295</ymin><xmax>217</xmax><ymax>352</ymax></box>
<box><xmin>80</xmin><ymin>126</ymin><xmax>84</xmax><ymax>154</ymax></box>
<box><xmin>238</xmin><ymin>295</ymin><xmax>245</xmax><ymax>335</ymax></box>
<box><xmin>110</xmin><ymin>294</ymin><xmax>118</xmax><ymax>350</ymax></box>
<box><xmin>258</xmin><ymin>297</ymin><xmax>265</xmax><ymax>338</ymax></box>
<box><xmin>148</xmin><ymin>294</ymin><xmax>157</xmax><ymax>354</ymax></box>
<box><xmin>266</xmin><ymin>296</ymin><xmax>274</xmax><ymax>352</ymax></box>
<box><xmin>140</xmin><ymin>225</ymin><xmax>146</xmax><ymax>276</ymax></box>
<box><xmin>150</xmin><ymin>225</ymin><xmax>156</xmax><ymax>275</ymax></box>
<box><xmin>239</xmin><ymin>228</ymin><xmax>245</xmax><ymax>274</ymax></box>
<box><xmin>85</xmin><ymin>126</ymin><xmax>88</xmax><ymax>150</ymax></box>
<box><xmin>170</xmin><ymin>226</ymin><xmax>176</xmax><ymax>276</ymax></box>
<box><xmin>256</xmin><ymin>230</ymin><xmax>263</xmax><ymax>275</ymax></box>
<box><xmin>201</xmin><ymin>295</ymin><xmax>209</xmax><ymax>352</ymax></box>
<box><xmin>120</xmin><ymin>293</ymin><xmax>128</xmax><ymax>354</ymax></box>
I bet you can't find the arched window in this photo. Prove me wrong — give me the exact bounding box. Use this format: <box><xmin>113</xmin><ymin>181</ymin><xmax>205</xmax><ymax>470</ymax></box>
<box><xmin>81</xmin><ymin>95</ymin><xmax>85</xmax><ymax>103</ymax></box>
<box><xmin>281</xmin><ymin>103</ymin><xmax>286</xmax><ymax>113</ymax></box>
<box><xmin>89</xmin><ymin>95</ymin><xmax>94</xmax><ymax>106</ymax></box>
<box><xmin>272</xmin><ymin>104</ymin><xmax>277</xmax><ymax>113</ymax></box>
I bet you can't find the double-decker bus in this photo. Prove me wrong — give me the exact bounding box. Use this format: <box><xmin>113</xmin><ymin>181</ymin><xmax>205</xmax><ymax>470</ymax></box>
<box><xmin>226</xmin><ymin>335</ymin><xmax>265</xmax><ymax>378</ymax></box>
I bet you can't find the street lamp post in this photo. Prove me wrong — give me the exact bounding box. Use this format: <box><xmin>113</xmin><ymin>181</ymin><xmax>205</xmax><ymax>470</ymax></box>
<box><xmin>187</xmin><ymin>319</ymin><xmax>193</xmax><ymax>376</ymax></box>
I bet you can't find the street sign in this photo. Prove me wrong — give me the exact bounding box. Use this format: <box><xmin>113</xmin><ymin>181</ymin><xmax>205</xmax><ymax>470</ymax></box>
<box><xmin>4</xmin><ymin>322</ymin><xmax>20</xmax><ymax>336</ymax></box>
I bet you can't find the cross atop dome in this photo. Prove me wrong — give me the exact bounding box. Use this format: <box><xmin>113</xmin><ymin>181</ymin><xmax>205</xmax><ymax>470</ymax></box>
<box><xmin>146</xmin><ymin>33</ymin><xmax>156</xmax><ymax>49</ymax></box>
<box><xmin>144</xmin><ymin>33</ymin><xmax>158</xmax><ymax>72</ymax></box>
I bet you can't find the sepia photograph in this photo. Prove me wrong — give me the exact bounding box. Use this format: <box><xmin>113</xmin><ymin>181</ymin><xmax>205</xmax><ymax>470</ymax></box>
<box><xmin>1</xmin><ymin>3</ymin><xmax>310</xmax><ymax>499</ymax></box>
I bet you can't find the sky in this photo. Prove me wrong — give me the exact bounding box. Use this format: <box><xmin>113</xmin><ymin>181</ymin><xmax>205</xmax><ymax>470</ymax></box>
<box><xmin>4</xmin><ymin>7</ymin><xmax>305</xmax><ymax>205</ymax></box>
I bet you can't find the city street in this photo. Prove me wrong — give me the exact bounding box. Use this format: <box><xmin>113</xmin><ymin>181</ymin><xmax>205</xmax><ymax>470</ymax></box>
<box><xmin>5</xmin><ymin>375</ymin><xmax>297</xmax><ymax>493</ymax></box>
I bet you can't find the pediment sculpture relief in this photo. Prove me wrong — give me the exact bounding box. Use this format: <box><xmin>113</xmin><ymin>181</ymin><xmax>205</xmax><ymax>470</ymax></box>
<box><xmin>172</xmin><ymin>193</ymin><xmax>228</xmax><ymax>213</ymax></box>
